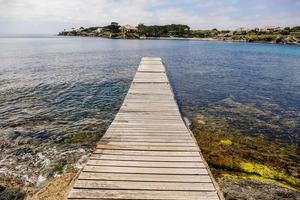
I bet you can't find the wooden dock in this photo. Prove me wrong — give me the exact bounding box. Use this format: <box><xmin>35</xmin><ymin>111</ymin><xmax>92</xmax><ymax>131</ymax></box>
<box><xmin>68</xmin><ymin>57</ymin><xmax>222</xmax><ymax>200</ymax></box>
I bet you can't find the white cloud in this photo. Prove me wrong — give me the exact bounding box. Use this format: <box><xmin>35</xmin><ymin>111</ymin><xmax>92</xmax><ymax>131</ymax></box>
<box><xmin>0</xmin><ymin>0</ymin><xmax>153</xmax><ymax>23</ymax></box>
<box><xmin>0</xmin><ymin>0</ymin><xmax>299</xmax><ymax>33</ymax></box>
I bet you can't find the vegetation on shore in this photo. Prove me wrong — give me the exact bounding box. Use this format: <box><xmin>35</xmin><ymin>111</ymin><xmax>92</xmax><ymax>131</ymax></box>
<box><xmin>59</xmin><ymin>23</ymin><xmax>300</xmax><ymax>45</ymax></box>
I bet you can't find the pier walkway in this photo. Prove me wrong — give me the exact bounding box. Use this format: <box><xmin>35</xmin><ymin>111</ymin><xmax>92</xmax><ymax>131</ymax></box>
<box><xmin>68</xmin><ymin>57</ymin><xmax>222</xmax><ymax>200</ymax></box>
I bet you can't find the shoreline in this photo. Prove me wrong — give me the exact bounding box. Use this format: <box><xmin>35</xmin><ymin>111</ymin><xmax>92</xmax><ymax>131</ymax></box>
<box><xmin>142</xmin><ymin>36</ymin><xmax>300</xmax><ymax>45</ymax></box>
<box><xmin>58</xmin><ymin>24</ymin><xmax>300</xmax><ymax>46</ymax></box>
<box><xmin>57</xmin><ymin>34</ymin><xmax>300</xmax><ymax>46</ymax></box>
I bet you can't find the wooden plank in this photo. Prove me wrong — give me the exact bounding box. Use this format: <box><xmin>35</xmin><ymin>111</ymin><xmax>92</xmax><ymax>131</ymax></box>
<box><xmin>103</xmin><ymin>134</ymin><xmax>191</xmax><ymax>138</ymax></box>
<box><xmin>141</xmin><ymin>57</ymin><xmax>162</xmax><ymax>61</ymax></box>
<box><xmin>110</xmin><ymin>120</ymin><xmax>185</xmax><ymax>124</ymax></box>
<box><xmin>127</xmin><ymin>93</ymin><xmax>172</xmax><ymax>97</ymax></box>
<box><xmin>114</xmin><ymin>116</ymin><xmax>179</xmax><ymax>120</ymax></box>
<box><xmin>101</xmin><ymin>136</ymin><xmax>194</xmax><ymax>142</ymax></box>
<box><xmin>126</xmin><ymin>96</ymin><xmax>172</xmax><ymax>98</ymax></box>
<box><xmin>102</xmin><ymin>134</ymin><xmax>192</xmax><ymax>139</ymax></box>
<box><xmin>106</xmin><ymin>129</ymin><xmax>189</xmax><ymax>132</ymax></box>
<box><xmin>87</xmin><ymin>160</ymin><xmax>205</xmax><ymax>168</ymax></box>
<box><xmin>103</xmin><ymin>137</ymin><xmax>192</xmax><ymax>141</ymax></box>
<box><xmin>127</xmin><ymin>89</ymin><xmax>171</xmax><ymax>92</ymax></box>
<box><xmin>107</xmin><ymin>128</ymin><xmax>188</xmax><ymax>131</ymax></box>
<box><xmin>93</xmin><ymin>150</ymin><xmax>201</xmax><ymax>157</ymax></box>
<box><xmin>107</xmin><ymin>129</ymin><xmax>188</xmax><ymax>132</ymax></box>
<box><xmin>90</xmin><ymin>154</ymin><xmax>203</xmax><ymax>162</ymax></box>
<box><xmin>112</xmin><ymin>121</ymin><xmax>184</xmax><ymax>125</ymax></box>
<box><xmin>109</xmin><ymin>124</ymin><xmax>186</xmax><ymax>127</ymax></box>
<box><xmin>101</xmin><ymin>138</ymin><xmax>194</xmax><ymax>143</ymax></box>
<box><xmin>120</xmin><ymin>105</ymin><xmax>178</xmax><ymax>108</ymax></box>
<box><xmin>68</xmin><ymin>189</ymin><xmax>219</xmax><ymax>200</ymax></box>
<box><xmin>128</xmin><ymin>89</ymin><xmax>170</xmax><ymax>92</ymax></box>
<box><xmin>127</xmin><ymin>86</ymin><xmax>171</xmax><ymax>90</ymax></box>
<box><xmin>96</xmin><ymin>144</ymin><xmax>199</xmax><ymax>151</ymax></box>
<box><xmin>113</xmin><ymin>119</ymin><xmax>183</xmax><ymax>122</ymax></box>
<box><xmin>140</xmin><ymin>61</ymin><xmax>164</xmax><ymax>65</ymax></box>
<box><xmin>74</xmin><ymin>180</ymin><xmax>215</xmax><ymax>191</ymax></box>
<box><xmin>78</xmin><ymin>172</ymin><xmax>211</xmax><ymax>182</ymax></box>
<box><xmin>106</xmin><ymin>130</ymin><xmax>188</xmax><ymax>134</ymax></box>
<box><xmin>110</xmin><ymin>123</ymin><xmax>185</xmax><ymax>126</ymax></box>
<box><xmin>83</xmin><ymin>166</ymin><xmax>209</xmax><ymax>175</ymax></box>
<box><xmin>116</xmin><ymin>113</ymin><xmax>181</xmax><ymax>117</ymax></box>
<box><xmin>98</xmin><ymin>142</ymin><xmax>195</xmax><ymax>147</ymax></box>
<box><xmin>122</xmin><ymin>101</ymin><xmax>175</xmax><ymax>104</ymax></box>
<box><xmin>118</xmin><ymin>109</ymin><xmax>179</xmax><ymax>112</ymax></box>
<box><xmin>103</xmin><ymin>133</ymin><xmax>191</xmax><ymax>137</ymax></box>
<box><xmin>107</xmin><ymin>128</ymin><xmax>188</xmax><ymax>132</ymax></box>
<box><xmin>119</xmin><ymin>108</ymin><xmax>179</xmax><ymax>112</ymax></box>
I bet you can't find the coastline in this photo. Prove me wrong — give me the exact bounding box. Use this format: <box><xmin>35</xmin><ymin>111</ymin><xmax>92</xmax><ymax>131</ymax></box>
<box><xmin>57</xmin><ymin>34</ymin><xmax>300</xmax><ymax>46</ymax></box>
<box><xmin>58</xmin><ymin>24</ymin><xmax>300</xmax><ymax>46</ymax></box>
<box><xmin>141</xmin><ymin>36</ymin><xmax>300</xmax><ymax>45</ymax></box>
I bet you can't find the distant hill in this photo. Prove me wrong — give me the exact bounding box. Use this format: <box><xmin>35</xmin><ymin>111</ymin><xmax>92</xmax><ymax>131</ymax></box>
<box><xmin>59</xmin><ymin>23</ymin><xmax>300</xmax><ymax>45</ymax></box>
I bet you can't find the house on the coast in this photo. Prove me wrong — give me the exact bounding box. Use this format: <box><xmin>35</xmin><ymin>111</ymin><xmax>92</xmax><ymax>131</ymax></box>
<box><xmin>261</xmin><ymin>26</ymin><xmax>282</xmax><ymax>32</ymax></box>
<box><xmin>291</xmin><ymin>32</ymin><xmax>300</xmax><ymax>40</ymax></box>
<box><xmin>96</xmin><ymin>27</ymin><xmax>103</xmax><ymax>33</ymax></box>
<box><xmin>120</xmin><ymin>24</ymin><xmax>138</xmax><ymax>33</ymax></box>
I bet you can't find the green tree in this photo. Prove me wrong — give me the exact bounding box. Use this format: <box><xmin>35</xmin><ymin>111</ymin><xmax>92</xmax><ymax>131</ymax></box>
<box><xmin>291</xmin><ymin>26</ymin><xmax>300</xmax><ymax>32</ymax></box>
<box><xmin>103</xmin><ymin>24</ymin><xmax>120</xmax><ymax>33</ymax></box>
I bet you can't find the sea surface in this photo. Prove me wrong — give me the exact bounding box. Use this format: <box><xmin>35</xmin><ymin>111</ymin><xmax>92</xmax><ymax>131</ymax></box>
<box><xmin>0</xmin><ymin>35</ymin><xmax>300</xmax><ymax>185</ymax></box>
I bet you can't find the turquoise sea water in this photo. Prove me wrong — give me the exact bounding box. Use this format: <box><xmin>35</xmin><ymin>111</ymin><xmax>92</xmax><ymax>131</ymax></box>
<box><xmin>0</xmin><ymin>36</ymin><xmax>299</xmax><ymax>183</ymax></box>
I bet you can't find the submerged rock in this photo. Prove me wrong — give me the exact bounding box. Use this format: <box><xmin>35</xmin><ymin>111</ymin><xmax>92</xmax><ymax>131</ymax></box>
<box><xmin>219</xmin><ymin>177</ymin><xmax>300</xmax><ymax>200</ymax></box>
<box><xmin>0</xmin><ymin>185</ymin><xmax>27</xmax><ymax>200</ymax></box>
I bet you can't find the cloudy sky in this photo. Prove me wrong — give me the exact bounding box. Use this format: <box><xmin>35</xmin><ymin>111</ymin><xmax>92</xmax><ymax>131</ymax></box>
<box><xmin>0</xmin><ymin>0</ymin><xmax>299</xmax><ymax>34</ymax></box>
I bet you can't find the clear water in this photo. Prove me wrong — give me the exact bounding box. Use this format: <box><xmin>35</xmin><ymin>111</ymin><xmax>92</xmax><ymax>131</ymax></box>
<box><xmin>0</xmin><ymin>36</ymin><xmax>299</xmax><ymax>184</ymax></box>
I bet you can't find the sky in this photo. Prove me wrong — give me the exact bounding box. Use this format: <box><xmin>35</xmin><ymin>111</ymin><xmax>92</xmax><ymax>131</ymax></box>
<box><xmin>0</xmin><ymin>0</ymin><xmax>299</xmax><ymax>34</ymax></box>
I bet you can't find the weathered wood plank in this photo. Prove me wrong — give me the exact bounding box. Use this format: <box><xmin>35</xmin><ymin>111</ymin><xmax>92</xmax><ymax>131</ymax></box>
<box><xmin>103</xmin><ymin>133</ymin><xmax>191</xmax><ymax>137</ymax></box>
<box><xmin>94</xmin><ymin>149</ymin><xmax>201</xmax><ymax>157</ymax></box>
<box><xmin>141</xmin><ymin>57</ymin><xmax>162</xmax><ymax>61</ymax></box>
<box><xmin>90</xmin><ymin>154</ymin><xmax>203</xmax><ymax>162</ymax></box>
<box><xmin>106</xmin><ymin>129</ymin><xmax>189</xmax><ymax>132</ymax></box>
<box><xmin>98</xmin><ymin>141</ymin><xmax>195</xmax><ymax>147</ymax></box>
<box><xmin>68</xmin><ymin>189</ymin><xmax>219</xmax><ymax>200</ymax></box>
<box><xmin>103</xmin><ymin>134</ymin><xmax>192</xmax><ymax>139</ymax></box>
<box><xmin>109</xmin><ymin>124</ymin><xmax>186</xmax><ymax>127</ymax></box>
<box><xmin>87</xmin><ymin>160</ymin><xmax>205</xmax><ymax>168</ymax></box>
<box><xmin>102</xmin><ymin>134</ymin><xmax>191</xmax><ymax>138</ymax></box>
<box><xmin>74</xmin><ymin>180</ymin><xmax>215</xmax><ymax>191</ymax></box>
<box><xmin>106</xmin><ymin>129</ymin><xmax>189</xmax><ymax>133</ymax></box>
<box><xmin>96</xmin><ymin>144</ymin><xmax>199</xmax><ymax>151</ymax></box>
<box><xmin>112</xmin><ymin>121</ymin><xmax>185</xmax><ymax>125</ymax></box>
<box><xmin>83</xmin><ymin>166</ymin><xmax>209</xmax><ymax>175</ymax></box>
<box><xmin>140</xmin><ymin>60</ymin><xmax>164</xmax><ymax>65</ymax></box>
<box><xmin>78</xmin><ymin>172</ymin><xmax>211</xmax><ymax>182</ymax></box>
<box><xmin>101</xmin><ymin>138</ymin><xmax>194</xmax><ymax>143</ymax></box>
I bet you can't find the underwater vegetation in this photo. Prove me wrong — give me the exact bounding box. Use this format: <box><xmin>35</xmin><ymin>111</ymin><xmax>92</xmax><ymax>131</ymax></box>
<box><xmin>191</xmin><ymin>115</ymin><xmax>300</xmax><ymax>191</ymax></box>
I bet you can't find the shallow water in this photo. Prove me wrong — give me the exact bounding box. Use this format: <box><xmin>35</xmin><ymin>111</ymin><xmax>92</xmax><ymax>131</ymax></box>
<box><xmin>0</xmin><ymin>36</ymin><xmax>299</xmax><ymax>184</ymax></box>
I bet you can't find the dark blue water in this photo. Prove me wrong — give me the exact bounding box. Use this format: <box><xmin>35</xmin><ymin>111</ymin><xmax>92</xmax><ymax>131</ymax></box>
<box><xmin>0</xmin><ymin>36</ymin><xmax>299</xmax><ymax>184</ymax></box>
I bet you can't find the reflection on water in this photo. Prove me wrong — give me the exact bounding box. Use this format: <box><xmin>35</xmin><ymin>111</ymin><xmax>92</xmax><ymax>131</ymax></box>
<box><xmin>0</xmin><ymin>36</ymin><xmax>299</xmax><ymax>184</ymax></box>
